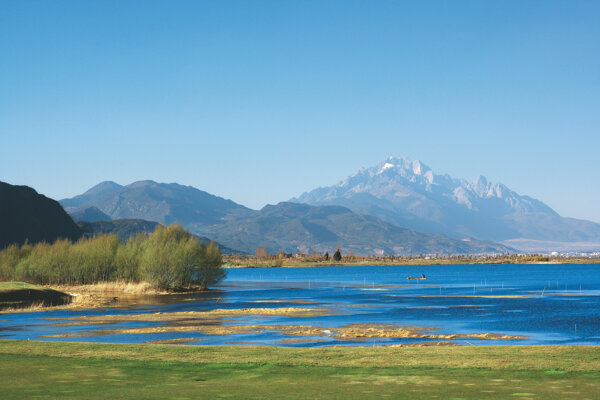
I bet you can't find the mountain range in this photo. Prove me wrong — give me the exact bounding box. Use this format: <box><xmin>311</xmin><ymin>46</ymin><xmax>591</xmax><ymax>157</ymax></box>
<box><xmin>195</xmin><ymin>202</ymin><xmax>508</xmax><ymax>255</ymax></box>
<box><xmin>292</xmin><ymin>156</ymin><xmax>600</xmax><ymax>246</ymax></box>
<box><xmin>58</xmin><ymin>156</ymin><xmax>600</xmax><ymax>255</ymax></box>
<box><xmin>60</xmin><ymin>179</ymin><xmax>511</xmax><ymax>255</ymax></box>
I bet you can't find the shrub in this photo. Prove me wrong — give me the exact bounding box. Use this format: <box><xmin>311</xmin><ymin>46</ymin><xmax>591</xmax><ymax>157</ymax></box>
<box><xmin>115</xmin><ymin>234</ymin><xmax>145</xmax><ymax>282</ymax></box>
<box><xmin>196</xmin><ymin>241</ymin><xmax>226</xmax><ymax>289</ymax></box>
<box><xmin>0</xmin><ymin>224</ymin><xmax>224</xmax><ymax>290</ymax></box>
<box><xmin>333</xmin><ymin>248</ymin><xmax>342</xmax><ymax>262</ymax></box>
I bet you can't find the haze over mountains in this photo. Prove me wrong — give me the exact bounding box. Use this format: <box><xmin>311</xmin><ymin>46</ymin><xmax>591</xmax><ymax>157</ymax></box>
<box><xmin>60</xmin><ymin>180</ymin><xmax>510</xmax><ymax>255</ymax></box>
<box><xmin>293</xmin><ymin>156</ymin><xmax>600</xmax><ymax>249</ymax></box>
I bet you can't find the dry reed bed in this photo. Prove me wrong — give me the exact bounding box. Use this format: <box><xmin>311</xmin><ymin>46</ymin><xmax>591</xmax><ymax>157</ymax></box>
<box><xmin>44</xmin><ymin>307</ymin><xmax>331</xmax><ymax>323</ymax></box>
<box><xmin>2</xmin><ymin>281</ymin><xmax>213</xmax><ymax>313</ymax></box>
<box><xmin>0</xmin><ymin>291</ymin><xmax>119</xmax><ymax>313</ymax></box>
<box><xmin>40</xmin><ymin>310</ymin><xmax>526</xmax><ymax>342</ymax></box>
<box><xmin>54</xmin><ymin>281</ymin><xmax>161</xmax><ymax>295</ymax></box>
<box><xmin>40</xmin><ymin>324</ymin><xmax>526</xmax><ymax>341</ymax></box>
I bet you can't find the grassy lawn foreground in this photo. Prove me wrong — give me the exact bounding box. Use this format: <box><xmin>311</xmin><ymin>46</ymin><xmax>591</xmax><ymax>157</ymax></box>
<box><xmin>0</xmin><ymin>341</ymin><xmax>599</xmax><ymax>399</ymax></box>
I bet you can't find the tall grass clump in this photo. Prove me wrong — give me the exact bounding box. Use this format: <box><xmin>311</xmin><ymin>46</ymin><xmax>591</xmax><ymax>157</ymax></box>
<box><xmin>0</xmin><ymin>224</ymin><xmax>224</xmax><ymax>291</ymax></box>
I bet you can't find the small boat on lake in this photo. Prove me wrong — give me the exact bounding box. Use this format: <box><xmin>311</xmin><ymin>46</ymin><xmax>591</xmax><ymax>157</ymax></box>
<box><xmin>407</xmin><ymin>273</ymin><xmax>426</xmax><ymax>280</ymax></box>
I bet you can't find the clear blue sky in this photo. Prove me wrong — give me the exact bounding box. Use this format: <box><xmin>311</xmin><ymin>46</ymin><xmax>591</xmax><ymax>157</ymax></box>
<box><xmin>1</xmin><ymin>1</ymin><xmax>599</xmax><ymax>222</ymax></box>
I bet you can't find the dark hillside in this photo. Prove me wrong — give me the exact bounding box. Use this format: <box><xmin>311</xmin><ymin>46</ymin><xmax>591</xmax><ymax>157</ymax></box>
<box><xmin>0</xmin><ymin>182</ymin><xmax>82</xmax><ymax>248</ymax></box>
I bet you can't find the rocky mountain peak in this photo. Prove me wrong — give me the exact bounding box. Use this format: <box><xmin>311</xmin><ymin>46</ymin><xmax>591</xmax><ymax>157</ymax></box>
<box><xmin>292</xmin><ymin>156</ymin><xmax>593</xmax><ymax>242</ymax></box>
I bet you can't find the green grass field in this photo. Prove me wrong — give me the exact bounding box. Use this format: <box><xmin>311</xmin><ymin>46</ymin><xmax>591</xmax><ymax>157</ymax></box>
<box><xmin>0</xmin><ymin>340</ymin><xmax>598</xmax><ymax>399</ymax></box>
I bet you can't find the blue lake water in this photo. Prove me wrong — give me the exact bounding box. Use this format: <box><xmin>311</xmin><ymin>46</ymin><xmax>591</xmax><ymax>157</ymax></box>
<box><xmin>1</xmin><ymin>264</ymin><xmax>598</xmax><ymax>346</ymax></box>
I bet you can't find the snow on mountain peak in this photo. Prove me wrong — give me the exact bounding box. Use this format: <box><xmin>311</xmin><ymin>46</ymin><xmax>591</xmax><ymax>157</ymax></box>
<box><xmin>292</xmin><ymin>155</ymin><xmax>572</xmax><ymax>242</ymax></box>
<box><xmin>412</xmin><ymin>160</ymin><xmax>423</xmax><ymax>175</ymax></box>
<box><xmin>377</xmin><ymin>162</ymin><xmax>395</xmax><ymax>174</ymax></box>
<box><xmin>424</xmin><ymin>170</ymin><xmax>434</xmax><ymax>184</ymax></box>
<box><xmin>471</xmin><ymin>175</ymin><xmax>491</xmax><ymax>197</ymax></box>
<box><xmin>319</xmin><ymin>156</ymin><xmax>533</xmax><ymax>210</ymax></box>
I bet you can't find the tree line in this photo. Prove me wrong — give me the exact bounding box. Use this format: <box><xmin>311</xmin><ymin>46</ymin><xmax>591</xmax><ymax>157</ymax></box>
<box><xmin>0</xmin><ymin>224</ymin><xmax>224</xmax><ymax>290</ymax></box>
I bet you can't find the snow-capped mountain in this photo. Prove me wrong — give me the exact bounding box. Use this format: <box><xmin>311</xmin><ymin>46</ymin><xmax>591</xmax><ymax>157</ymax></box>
<box><xmin>292</xmin><ymin>156</ymin><xmax>600</xmax><ymax>243</ymax></box>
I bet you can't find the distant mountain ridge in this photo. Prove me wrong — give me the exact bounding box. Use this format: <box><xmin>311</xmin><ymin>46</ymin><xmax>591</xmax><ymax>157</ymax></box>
<box><xmin>77</xmin><ymin>219</ymin><xmax>160</xmax><ymax>241</ymax></box>
<box><xmin>194</xmin><ymin>201</ymin><xmax>511</xmax><ymax>255</ymax></box>
<box><xmin>61</xmin><ymin>180</ymin><xmax>252</xmax><ymax>227</ymax></box>
<box><xmin>62</xmin><ymin>180</ymin><xmax>513</xmax><ymax>255</ymax></box>
<box><xmin>0</xmin><ymin>181</ymin><xmax>82</xmax><ymax>248</ymax></box>
<box><xmin>69</xmin><ymin>206</ymin><xmax>111</xmax><ymax>222</ymax></box>
<box><xmin>292</xmin><ymin>156</ymin><xmax>600</xmax><ymax>243</ymax></box>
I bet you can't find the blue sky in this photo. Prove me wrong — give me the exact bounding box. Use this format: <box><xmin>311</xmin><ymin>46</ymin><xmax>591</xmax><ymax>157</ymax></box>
<box><xmin>1</xmin><ymin>1</ymin><xmax>599</xmax><ymax>221</ymax></box>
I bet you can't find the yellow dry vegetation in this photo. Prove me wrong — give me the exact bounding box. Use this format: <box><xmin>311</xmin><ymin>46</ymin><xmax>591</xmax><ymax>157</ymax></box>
<box><xmin>40</xmin><ymin>318</ymin><xmax>526</xmax><ymax>342</ymax></box>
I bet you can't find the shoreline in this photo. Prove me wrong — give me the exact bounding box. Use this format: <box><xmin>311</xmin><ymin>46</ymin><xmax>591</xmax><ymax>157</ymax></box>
<box><xmin>223</xmin><ymin>259</ymin><xmax>600</xmax><ymax>268</ymax></box>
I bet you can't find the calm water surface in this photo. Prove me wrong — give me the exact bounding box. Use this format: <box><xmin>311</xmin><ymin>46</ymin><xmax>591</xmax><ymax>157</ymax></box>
<box><xmin>1</xmin><ymin>264</ymin><xmax>598</xmax><ymax>346</ymax></box>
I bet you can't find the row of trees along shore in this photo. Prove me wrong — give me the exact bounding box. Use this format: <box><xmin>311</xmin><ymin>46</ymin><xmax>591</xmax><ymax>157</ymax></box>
<box><xmin>0</xmin><ymin>224</ymin><xmax>224</xmax><ymax>290</ymax></box>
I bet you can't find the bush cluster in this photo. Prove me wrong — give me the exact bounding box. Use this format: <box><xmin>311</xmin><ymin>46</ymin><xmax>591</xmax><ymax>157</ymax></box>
<box><xmin>0</xmin><ymin>224</ymin><xmax>225</xmax><ymax>290</ymax></box>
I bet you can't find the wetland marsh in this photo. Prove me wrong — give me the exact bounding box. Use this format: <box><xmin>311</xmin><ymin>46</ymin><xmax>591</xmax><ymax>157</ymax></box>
<box><xmin>1</xmin><ymin>264</ymin><xmax>598</xmax><ymax>347</ymax></box>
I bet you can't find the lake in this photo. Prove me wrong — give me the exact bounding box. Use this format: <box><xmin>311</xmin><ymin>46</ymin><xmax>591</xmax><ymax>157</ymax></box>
<box><xmin>1</xmin><ymin>264</ymin><xmax>598</xmax><ymax>346</ymax></box>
